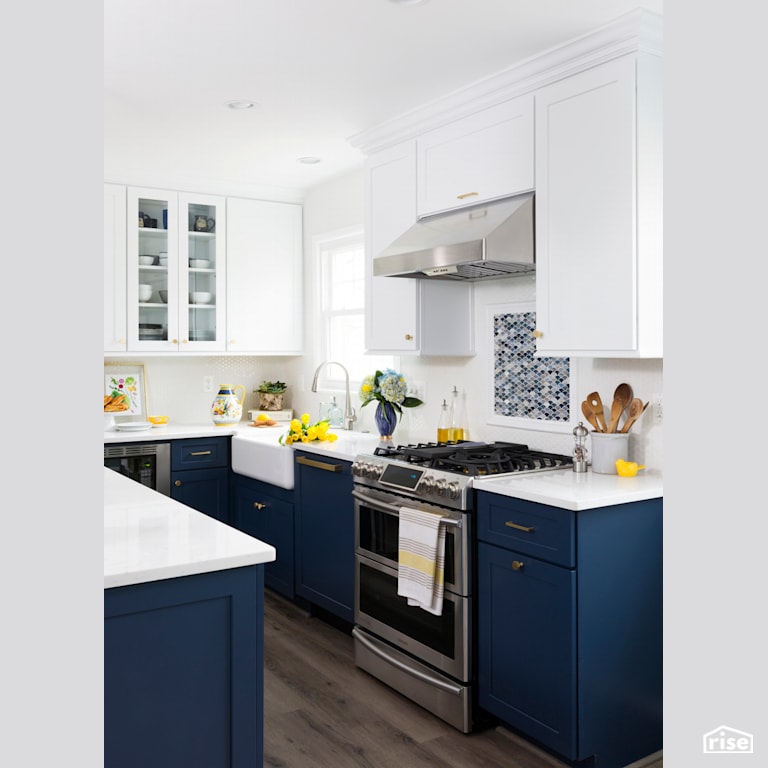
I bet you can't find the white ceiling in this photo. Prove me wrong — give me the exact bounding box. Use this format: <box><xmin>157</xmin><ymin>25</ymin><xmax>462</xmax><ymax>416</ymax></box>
<box><xmin>104</xmin><ymin>0</ymin><xmax>662</xmax><ymax>197</ymax></box>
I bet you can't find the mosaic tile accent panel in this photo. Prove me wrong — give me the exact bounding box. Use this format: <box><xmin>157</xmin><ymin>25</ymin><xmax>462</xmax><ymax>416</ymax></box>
<box><xmin>493</xmin><ymin>310</ymin><xmax>570</xmax><ymax>422</ymax></box>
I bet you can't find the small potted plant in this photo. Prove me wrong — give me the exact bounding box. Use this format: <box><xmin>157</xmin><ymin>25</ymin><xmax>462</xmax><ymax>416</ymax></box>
<box><xmin>256</xmin><ymin>380</ymin><xmax>288</xmax><ymax>411</ymax></box>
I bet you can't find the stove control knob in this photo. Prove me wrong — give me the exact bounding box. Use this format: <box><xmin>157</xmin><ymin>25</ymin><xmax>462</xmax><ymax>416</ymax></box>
<box><xmin>370</xmin><ymin>464</ymin><xmax>384</xmax><ymax>479</ymax></box>
<box><xmin>446</xmin><ymin>481</ymin><xmax>461</xmax><ymax>499</ymax></box>
<box><xmin>420</xmin><ymin>475</ymin><xmax>436</xmax><ymax>494</ymax></box>
<box><xmin>364</xmin><ymin>462</ymin><xmax>376</xmax><ymax>478</ymax></box>
<box><xmin>351</xmin><ymin>461</ymin><xmax>363</xmax><ymax>476</ymax></box>
<box><xmin>434</xmin><ymin>478</ymin><xmax>447</xmax><ymax>496</ymax></box>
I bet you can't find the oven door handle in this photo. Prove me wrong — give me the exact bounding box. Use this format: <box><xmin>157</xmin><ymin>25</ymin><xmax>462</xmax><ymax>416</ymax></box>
<box><xmin>352</xmin><ymin>627</ymin><xmax>463</xmax><ymax>695</ymax></box>
<box><xmin>351</xmin><ymin>489</ymin><xmax>461</xmax><ymax>527</ymax></box>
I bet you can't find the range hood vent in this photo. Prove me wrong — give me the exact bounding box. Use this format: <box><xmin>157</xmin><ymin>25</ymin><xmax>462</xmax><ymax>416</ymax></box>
<box><xmin>373</xmin><ymin>192</ymin><xmax>535</xmax><ymax>281</ymax></box>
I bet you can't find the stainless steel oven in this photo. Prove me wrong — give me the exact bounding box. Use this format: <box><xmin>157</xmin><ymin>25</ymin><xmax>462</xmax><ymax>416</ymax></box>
<box><xmin>353</xmin><ymin>486</ymin><xmax>471</xmax><ymax>682</ymax></box>
<box><xmin>350</xmin><ymin>441</ymin><xmax>572</xmax><ymax>734</ymax></box>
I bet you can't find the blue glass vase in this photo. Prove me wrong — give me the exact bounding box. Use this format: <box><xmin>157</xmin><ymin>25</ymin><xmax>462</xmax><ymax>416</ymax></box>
<box><xmin>375</xmin><ymin>401</ymin><xmax>398</xmax><ymax>440</ymax></box>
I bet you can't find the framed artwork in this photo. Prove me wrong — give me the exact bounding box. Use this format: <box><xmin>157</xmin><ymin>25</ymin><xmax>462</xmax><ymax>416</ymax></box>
<box><xmin>486</xmin><ymin>302</ymin><xmax>577</xmax><ymax>433</ymax></box>
<box><xmin>104</xmin><ymin>364</ymin><xmax>148</xmax><ymax>417</ymax></box>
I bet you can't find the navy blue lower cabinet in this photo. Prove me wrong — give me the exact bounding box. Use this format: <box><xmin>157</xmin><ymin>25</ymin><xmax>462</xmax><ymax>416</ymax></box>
<box><xmin>478</xmin><ymin>541</ymin><xmax>577</xmax><ymax>757</ymax></box>
<box><xmin>231</xmin><ymin>473</ymin><xmax>295</xmax><ymax>599</ymax></box>
<box><xmin>477</xmin><ymin>491</ymin><xmax>663</xmax><ymax>768</ymax></box>
<box><xmin>293</xmin><ymin>451</ymin><xmax>354</xmax><ymax>622</ymax></box>
<box><xmin>170</xmin><ymin>437</ymin><xmax>230</xmax><ymax>523</ymax></box>
<box><xmin>104</xmin><ymin>565</ymin><xmax>266</xmax><ymax>768</ymax></box>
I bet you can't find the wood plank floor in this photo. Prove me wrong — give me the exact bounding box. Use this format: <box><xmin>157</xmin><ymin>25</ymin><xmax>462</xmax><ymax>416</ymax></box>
<box><xmin>262</xmin><ymin>590</ymin><xmax>662</xmax><ymax>768</ymax></box>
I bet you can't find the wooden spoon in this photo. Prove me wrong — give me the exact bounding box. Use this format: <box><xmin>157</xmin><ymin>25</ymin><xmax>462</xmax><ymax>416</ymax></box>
<box><xmin>607</xmin><ymin>382</ymin><xmax>633</xmax><ymax>433</ymax></box>
<box><xmin>586</xmin><ymin>391</ymin><xmax>608</xmax><ymax>433</ymax></box>
<box><xmin>620</xmin><ymin>399</ymin><xmax>649</xmax><ymax>433</ymax></box>
<box><xmin>581</xmin><ymin>400</ymin><xmax>603</xmax><ymax>432</ymax></box>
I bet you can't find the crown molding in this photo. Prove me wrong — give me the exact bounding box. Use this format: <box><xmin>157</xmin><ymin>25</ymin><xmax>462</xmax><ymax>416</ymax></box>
<box><xmin>348</xmin><ymin>9</ymin><xmax>662</xmax><ymax>156</ymax></box>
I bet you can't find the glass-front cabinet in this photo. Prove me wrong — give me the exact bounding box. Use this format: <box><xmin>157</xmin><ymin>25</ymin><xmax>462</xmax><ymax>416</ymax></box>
<box><xmin>126</xmin><ymin>187</ymin><xmax>225</xmax><ymax>352</ymax></box>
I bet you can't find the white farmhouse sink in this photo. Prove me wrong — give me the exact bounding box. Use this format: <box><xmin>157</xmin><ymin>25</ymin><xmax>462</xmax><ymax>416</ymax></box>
<box><xmin>231</xmin><ymin>430</ymin><xmax>295</xmax><ymax>490</ymax></box>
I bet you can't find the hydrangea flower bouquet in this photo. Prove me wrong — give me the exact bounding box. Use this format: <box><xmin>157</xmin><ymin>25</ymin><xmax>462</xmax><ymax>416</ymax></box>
<box><xmin>359</xmin><ymin>368</ymin><xmax>423</xmax><ymax>439</ymax></box>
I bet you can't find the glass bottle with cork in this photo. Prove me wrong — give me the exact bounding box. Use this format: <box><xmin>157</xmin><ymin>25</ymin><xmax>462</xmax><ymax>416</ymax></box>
<box><xmin>437</xmin><ymin>400</ymin><xmax>450</xmax><ymax>443</ymax></box>
<box><xmin>449</xmin><ymin>386</ymin><xmax>467</xmax><ymax>442</ymax></box>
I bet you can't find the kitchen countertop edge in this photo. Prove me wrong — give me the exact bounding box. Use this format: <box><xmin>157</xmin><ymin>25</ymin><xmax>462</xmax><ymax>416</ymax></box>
<box><xmin>104</xmin><ymin>468</ymin><xmax>276</xmax><ymax>589</ymax></box>
<box><xmin>473</xmin><ymin>468</ymin><xmax>663</xmax><ymax>510</ymax></box>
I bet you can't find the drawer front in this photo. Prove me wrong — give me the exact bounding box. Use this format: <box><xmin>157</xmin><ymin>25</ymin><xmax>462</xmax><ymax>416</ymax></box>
<box><xmin>477</xmin><ymin>493</ymin><xmax>575</xmax><ymax>567</ymax></box>
<box><xmin>171</xmin><ymin>437</ymin><xmax>230</xmax><ymax>470</ymax></box>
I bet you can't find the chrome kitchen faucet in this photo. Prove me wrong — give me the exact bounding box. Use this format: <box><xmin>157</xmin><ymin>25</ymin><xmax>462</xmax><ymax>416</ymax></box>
<box><xmin>311</xmin><ymin>361</ymin><xmax>356</xmax><ymax>431</ymax></box>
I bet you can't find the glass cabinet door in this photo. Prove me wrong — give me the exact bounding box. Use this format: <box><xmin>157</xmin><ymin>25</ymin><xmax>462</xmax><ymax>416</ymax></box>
<box><xmin>126</xmin><ymin>187</ymin><xmax>179</xmax><ymax>351</ymax></box>
<box><xmin>179</xmin><ymin>193</ymin><xmax>225</xmax><ymax>350</ymax></box>
<box><xmin>126</xmin><ymin>188</ymin><xmax>225</xmax><ymax>352</ymax></box>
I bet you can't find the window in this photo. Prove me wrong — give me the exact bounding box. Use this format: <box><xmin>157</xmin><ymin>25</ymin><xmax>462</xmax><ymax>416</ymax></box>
<box><xmin>315</xmin><ymin>231</ymin><xmax>393</xmax><ymax>391</ymax></box>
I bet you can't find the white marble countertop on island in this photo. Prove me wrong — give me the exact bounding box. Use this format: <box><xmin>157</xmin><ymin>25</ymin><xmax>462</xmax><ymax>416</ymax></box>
<box><xmin>473</xmin><ymin>467</ymin><xmax>663</xmax><ymax>511</ymax></box>
<box><xmin>104</xmin><ymin>468</ymin><xmax>276</xmax><ymax>589</ymax></box>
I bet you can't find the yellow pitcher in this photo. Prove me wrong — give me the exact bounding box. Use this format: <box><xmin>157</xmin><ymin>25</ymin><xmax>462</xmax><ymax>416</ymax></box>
<box><xmin>211</xmin><ymin>384</ymin><xmax>245</xmax><ymax>426</ymax></box>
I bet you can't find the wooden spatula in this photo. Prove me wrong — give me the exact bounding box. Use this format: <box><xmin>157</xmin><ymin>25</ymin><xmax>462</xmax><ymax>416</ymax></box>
<box><xmin>620</xmin><ymin>399</ymin><xmax>649</xmax><ymax>433</ymax></box>
<box><xmin>581</xmin><ymin>400</ymin><xmax>602</xmax><ymax>432</ymax></box>
<box><xmin>586</xmin><ymin>391</ymin><xmax>608</xmax><ymax>433</ymax></box>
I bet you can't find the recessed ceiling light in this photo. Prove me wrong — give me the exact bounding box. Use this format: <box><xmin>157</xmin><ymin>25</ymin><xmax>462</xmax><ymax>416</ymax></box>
<box><xmin>297</xmin><ymin>156</ymin><xmax>321</xmax><ymax>165</ymax></box>
<box><xmin>387</xmin><ymin>0</ymin><xmax>429</xmax><ymax>5</ymax></box>
<box><xmin>226</xmin><ymin>100</ymin><xmax>257</xmax><ymax>110</ymax></box>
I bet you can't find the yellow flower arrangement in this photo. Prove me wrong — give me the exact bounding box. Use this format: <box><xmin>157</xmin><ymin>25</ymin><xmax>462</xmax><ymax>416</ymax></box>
<box><xmin>279</xmin><ymin>412</ymin><xmax>339</xmax><ymax>445</ymax></box>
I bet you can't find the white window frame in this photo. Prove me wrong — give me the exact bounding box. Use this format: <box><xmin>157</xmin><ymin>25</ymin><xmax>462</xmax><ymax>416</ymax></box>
<box><xmin>312</xmin><ymin>228</ymin><xmax>394</xmax><ymax>393</ymax></box>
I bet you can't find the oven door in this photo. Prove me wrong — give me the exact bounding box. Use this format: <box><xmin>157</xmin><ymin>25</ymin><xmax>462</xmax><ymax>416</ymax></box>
<box><xmin>352</xmin><ymin>486</ymin><xmax>469</xmax><ymax>597</ymax></box>
<box><xmin>355</xmin><ymin>554</ymin><xmax>470</xmax><ymax>682</ymax></box>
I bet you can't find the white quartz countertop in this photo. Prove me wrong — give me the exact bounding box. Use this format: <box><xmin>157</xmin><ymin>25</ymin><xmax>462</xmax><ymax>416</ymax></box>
<box><xmin>104</xmin><ymin>422</ymin><xmax>240</xmax><ymax>443</ymax></box>
<box><xmin>104</xmin><ymin>468</ymin><xmax>276</xmax><ymax>589</ymax></box>
<box><xmin>473</xmin><ymin>467</ymin><xmax>663</xmax><ymax>510</ymax></box>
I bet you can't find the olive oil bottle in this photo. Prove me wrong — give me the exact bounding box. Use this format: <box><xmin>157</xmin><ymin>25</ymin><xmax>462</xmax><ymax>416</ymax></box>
<box><xmin>449</xmin><ymin>386</ymin><xmax>464</xmax><ymax>442</ymax></box>
<box><xmin>437</xmin><ymin>400</ymin><xmax>450</xmax><ymax>443</ymax></box>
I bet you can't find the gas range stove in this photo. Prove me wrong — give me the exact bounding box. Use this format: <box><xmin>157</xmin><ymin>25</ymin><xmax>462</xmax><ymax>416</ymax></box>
<box><xmin>351</xmin><ymin>440</ymin><xmax>572</xmax><ymax>511</ymax></box>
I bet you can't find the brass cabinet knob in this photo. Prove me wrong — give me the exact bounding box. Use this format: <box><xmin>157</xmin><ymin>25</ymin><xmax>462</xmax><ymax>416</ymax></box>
<box><xmin>532</xmin><ymin>330</ymin><xmax>543</xmax><ymax>338</ymax></box>
<box><xmin>511</xmin><ymin>560</ymin><xmax>525</xmax><ymax>571</ymax></box>
<box><xmin>182</xmin><ymin>339</ymin><xmax>188</xmax><ymax>344</ymax></box>
<box><xmin>172</xmin><ymin>338</ymin><xmax>178</xmax><ymax>344</ymax></box>
<box><xmin>253</xmin><ymin>502</ymin><xmax>267</xmax><ymax>510</ymax></box>
<box><xmin>405</xmin><ymin>334</ymin><xmax>413</xmax><ymax>341</ymax></box>
<box><xmin>174</xmin><ymin>480</ymin><xmax>182</xmax><ymax>487</ymax></box>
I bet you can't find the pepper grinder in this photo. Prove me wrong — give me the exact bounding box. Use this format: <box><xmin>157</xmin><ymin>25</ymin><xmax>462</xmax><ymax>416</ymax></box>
<box><xmin>572</xmin><ymin>421</ymin><xmax>589</xmax><ymax>473</ymax></box>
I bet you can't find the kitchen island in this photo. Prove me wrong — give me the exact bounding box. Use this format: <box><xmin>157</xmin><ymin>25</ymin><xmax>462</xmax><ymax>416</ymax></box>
<box><xmin>104</xmin><ymin>469</ymin><xmax>276</xmax><ymax>768</ymax></box>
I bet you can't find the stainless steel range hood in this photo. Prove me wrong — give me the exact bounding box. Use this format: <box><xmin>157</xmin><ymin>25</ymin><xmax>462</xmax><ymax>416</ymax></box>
<box><xmin>373</xmin><ymin>192</ymin><xmax>535</xmax><ymax>281</ymax></box>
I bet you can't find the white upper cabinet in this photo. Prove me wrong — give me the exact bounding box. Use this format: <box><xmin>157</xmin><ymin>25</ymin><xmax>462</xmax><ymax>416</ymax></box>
<box><xmin>416</xmin><ymin>95</ymin><xmax>534</xmax><ymax>217</ymax></box>
<box><xmin>226</xmin><ymin>197</ymin><xmax>303</xmax><ymax>355</ymax></box>
<box><xmin>534</xmin><ymin>53</ymin><xmax>662</xmax><ymax>357</ymax></box>
<box><xmin>104</xmin><ymin>183</ymin><xmax>127</xmax><ymax>352</ymax></box>
<box><xmin>365</xmin><ymin>141</ymin><xmax>474</xmax><ymax>356</ymax></box>
<box><xmin>365</xmin><ymin>141</ymin><xmax>420</xmax><ymax>353</ymax></box>
<box><xmin>125</xmin><ymin>187</ymin><xmax>226</xmax><ymax>353</ymax></box>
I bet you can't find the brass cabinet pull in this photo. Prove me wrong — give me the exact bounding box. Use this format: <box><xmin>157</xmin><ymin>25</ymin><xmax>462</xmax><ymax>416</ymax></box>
<box><xmin>253</xmin><ymin>501</ymin><xmax>268</xmax><ymax>510</ymax></box>
<box><xmin>512</xmin><ymin>560</ymin><xmax>525</xmax><ymax>571</ymax></box>
<box><xmin>532</xmin><ymin>330</ymin><xmax>543</xmax><ymax>338</ymax></box>
<box><xmin>190</xmin><ymin>451</ymin><xmax>212</xmax><ymax>456</ymax></box>
<box><xmin>456</xmin><ymin>191</ymin><xmax>479</xmax><ymax>200</ymax></box>
<box><xmin>296</xmin><ymin>455</ymin><xmax>343</xmax><ymax>472</ymax></box>
<box><xmin>505</xmin><ymin>521</ymin><xmax>535</xmax><ymax>533</ymax></box>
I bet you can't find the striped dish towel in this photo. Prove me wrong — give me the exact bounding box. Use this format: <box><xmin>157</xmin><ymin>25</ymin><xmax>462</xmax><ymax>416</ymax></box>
<box><xmin>397</xmin><ymin>506</ymin><xmax>446</xmax><ymax>616</ymax></box>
